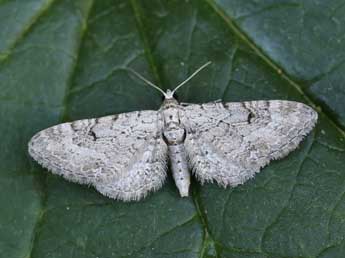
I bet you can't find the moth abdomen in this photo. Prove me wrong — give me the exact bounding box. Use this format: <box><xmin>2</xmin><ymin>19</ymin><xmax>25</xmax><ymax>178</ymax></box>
<box><xmin>168</xmin><ymin>144</ymin><xmax>190</xmax><ymax>197</ymax></box>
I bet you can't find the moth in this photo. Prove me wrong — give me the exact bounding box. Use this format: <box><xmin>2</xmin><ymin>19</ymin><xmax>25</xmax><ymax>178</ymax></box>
<box><xmin>28</xmin><ymin>62</ymin><xmax>318</xmax><ymax>201</ymax></box>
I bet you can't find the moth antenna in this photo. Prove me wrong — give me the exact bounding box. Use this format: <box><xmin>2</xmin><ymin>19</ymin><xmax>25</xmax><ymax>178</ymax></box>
<box><xmin>172</xmin><ymin>61</ymin><xmax>212</xmax><ymax>95</ymax></box>
<box><xmin>127</xmin><ymin>68</ymin><xmax>167</xmax><ymax>97</ymax></box>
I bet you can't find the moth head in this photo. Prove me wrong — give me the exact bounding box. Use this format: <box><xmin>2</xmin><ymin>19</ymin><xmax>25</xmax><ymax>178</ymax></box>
<box><xmin>127</xmin><ymin>61</ymin><xmax>212</xmax><ymax>100</ymax></box>
<box><xmin>165</xmin><ymin>89</ymin><xmax>174</xmax><ymax>99</ymax></box>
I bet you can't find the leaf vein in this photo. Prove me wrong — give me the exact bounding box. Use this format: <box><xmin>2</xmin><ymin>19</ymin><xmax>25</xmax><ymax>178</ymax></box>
<box><xmin>205</xmin><ymin>0</ymin><xmax>345</xmax><ymax>136</ymax></box>
<box><xmin>0</xmin><ymin>0</ymin><xmax>56</xmax><ymax>63</ymax></box>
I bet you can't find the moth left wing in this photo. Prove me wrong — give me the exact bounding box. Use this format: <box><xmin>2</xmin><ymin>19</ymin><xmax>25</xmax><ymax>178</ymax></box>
<box><xmin>28</xmin><ymin>110</ymin><xmax>167</xmax><ymax>201</ymax></box>
<box><xmin>180</xmin><ymin>100</ymin><xmax>318</xmax><ymax>187</ymax></box>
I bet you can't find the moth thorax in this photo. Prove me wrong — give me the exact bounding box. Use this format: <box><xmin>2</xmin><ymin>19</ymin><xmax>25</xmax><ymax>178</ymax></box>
<box><xmin>163</xmin><ymin>127</ymin><xmax>186</xmax><ymax>145</ymax></box>
<box><xmin>162</xmin><ymin>98</ymin><xmax>178</xmax><ymax>108</ymax></box>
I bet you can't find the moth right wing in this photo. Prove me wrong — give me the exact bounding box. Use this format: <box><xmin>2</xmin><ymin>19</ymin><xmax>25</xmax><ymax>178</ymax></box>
<box><xmin>181</xmin><ymin>100</ymin><xmax>317</xmax><ymax>187</ymax></box>
<box><xmin>28</xmin><ymin>110</ymin><xmax>168</xmax><ymax>201</ymax></box>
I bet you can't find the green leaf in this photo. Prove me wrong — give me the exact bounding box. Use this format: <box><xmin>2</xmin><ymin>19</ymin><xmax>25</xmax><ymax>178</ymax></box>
<box><xmin>0</xmin><ymin>1</ymin><xmax>344</xmax><ymax>258</ymax></box>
